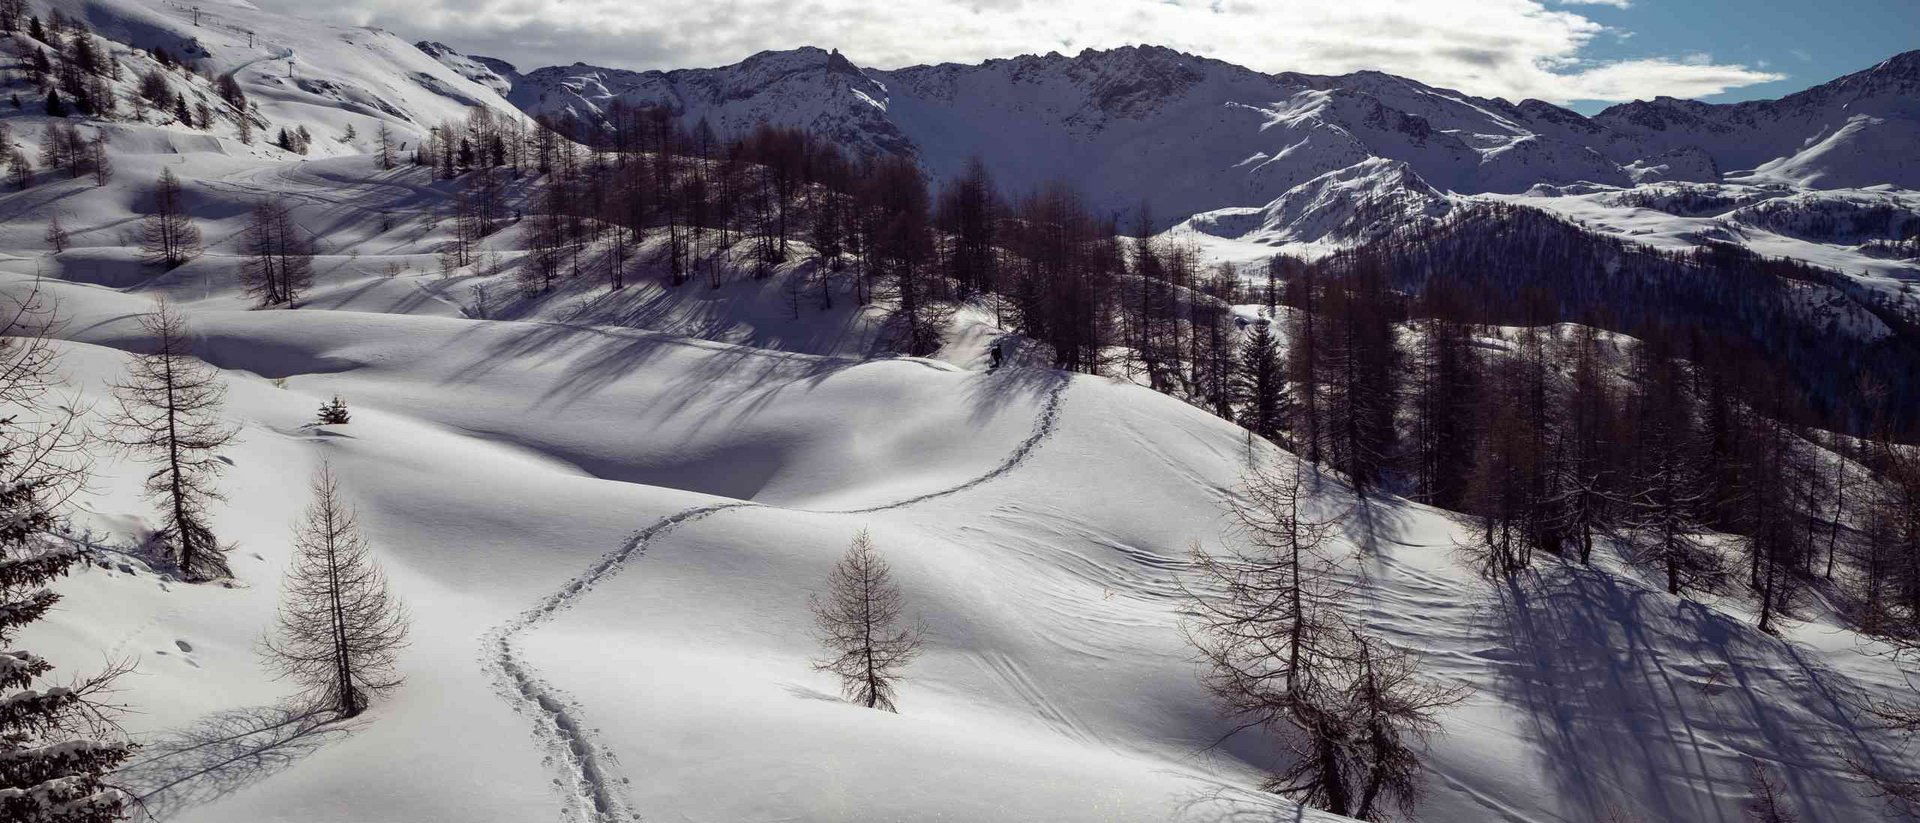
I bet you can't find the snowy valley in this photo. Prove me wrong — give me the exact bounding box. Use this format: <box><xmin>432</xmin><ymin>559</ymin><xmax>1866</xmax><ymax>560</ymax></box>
<box><xmin>0</xmin><ymin>1</ymin><xmax>1918</xmax><ymax>823</ymax></box>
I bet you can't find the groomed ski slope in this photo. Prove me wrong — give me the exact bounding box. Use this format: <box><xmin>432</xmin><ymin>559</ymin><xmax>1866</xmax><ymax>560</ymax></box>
<box><xmin>1</xmin><ymin>141</ymin><xmax>1916</xmax><ymax>822</ymax></box>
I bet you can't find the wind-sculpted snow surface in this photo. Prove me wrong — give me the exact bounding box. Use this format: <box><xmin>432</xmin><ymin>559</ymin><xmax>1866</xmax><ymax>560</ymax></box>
<box><xmin>484</xmin><ymin>372</ymin><xmax>1069</xmax><ymax>822</ymax></box>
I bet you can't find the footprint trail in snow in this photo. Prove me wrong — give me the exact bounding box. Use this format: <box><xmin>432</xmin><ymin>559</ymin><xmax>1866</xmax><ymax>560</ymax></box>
<box><xmin>482</xmin><ymin>369</ymin><xmax>1070</xmax><ymax>822</ymax></box>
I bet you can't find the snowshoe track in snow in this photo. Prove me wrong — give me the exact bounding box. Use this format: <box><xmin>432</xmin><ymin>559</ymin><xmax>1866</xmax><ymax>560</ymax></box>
<box><xmin>483</xmin><ymin>369</ymin><xmax>1069</xmax><ymax>822</ymax></box>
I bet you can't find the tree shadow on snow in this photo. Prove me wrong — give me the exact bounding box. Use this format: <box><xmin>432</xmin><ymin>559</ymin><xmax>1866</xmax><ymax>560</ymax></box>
<box><xmin>962</xmin><ymin>364</ymin><xmax>1069</xmax><ymax>428</ymax></box>
<box><xmin>1479</xmin><ymin>566</ymin><xmax>1889</xmax><ymax>822</ymax></box>
<box><xmin>115</xmin><ymin>704</ymin><xmax>360</xmax><ymax>821</ymax></box>
<box><xmin>1169</xmin><ymin>776</ymin><xmax>1314</xmax><ymax>823</ymax></box>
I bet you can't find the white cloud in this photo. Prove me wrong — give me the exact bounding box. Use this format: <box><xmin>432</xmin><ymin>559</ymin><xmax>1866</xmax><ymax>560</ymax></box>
<box><xmin>279</xmin><ymin>0</ymin><xmax>1783</xmax><ymax>104</ymax></box>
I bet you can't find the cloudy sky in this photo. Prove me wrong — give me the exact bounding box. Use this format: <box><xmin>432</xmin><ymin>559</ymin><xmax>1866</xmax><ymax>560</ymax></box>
<box><xmin>258</xmin><ymin>0</ymin><xmax>1917</xmax><ymax>111</ymax></box>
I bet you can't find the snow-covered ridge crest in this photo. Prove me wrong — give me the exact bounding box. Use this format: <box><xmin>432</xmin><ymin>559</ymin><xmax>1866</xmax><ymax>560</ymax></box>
<box><xmin>41</xmin><ymin>0</ymin><xmax>526</xmax><ymax>150</ymax></box>
<box><xmin>422</xmin><ymin>40</ymin><xmax>1920</xmax><ymax>227</ymax></box>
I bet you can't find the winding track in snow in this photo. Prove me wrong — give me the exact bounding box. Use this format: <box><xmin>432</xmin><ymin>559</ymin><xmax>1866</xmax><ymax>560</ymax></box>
<box><xmin>481</xmin><ymin>368</ymin><xmax>1070</xmax><ymax>823</ymax></box>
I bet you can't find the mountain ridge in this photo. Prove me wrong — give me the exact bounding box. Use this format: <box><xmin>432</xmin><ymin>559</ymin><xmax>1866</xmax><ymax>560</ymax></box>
<box><xmin>423</xmin><ymin>41</ymin><xmax>1920</xmax><ymax>223</ymax></box>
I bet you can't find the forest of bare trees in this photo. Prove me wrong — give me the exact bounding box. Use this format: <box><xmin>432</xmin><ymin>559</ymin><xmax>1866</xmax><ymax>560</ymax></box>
<box><xmin>455</xmin><ymin>101</ymin><xmax>1920</xmax><ymax>656</ymax></box>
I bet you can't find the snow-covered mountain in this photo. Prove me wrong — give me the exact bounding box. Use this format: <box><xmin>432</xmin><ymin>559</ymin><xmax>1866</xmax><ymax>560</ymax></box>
<box><xmin>3</xmin><ymin>3</ymin><xmax>1920</xmax><ymax>821</ymax></box>
<box><xmin>435</xmin><ymin>43</ymin><xmax>1920</xmax><ymax>222</ymax></box>
<box><xmin>1593</xmin><ymin>51</ymin><xmax>1920</xmax><ymax>189</ymax></box>
<box><xmin>28</xmin><ymin>0</ymin><xmax>523</xmax><ymax>151</ymax></box>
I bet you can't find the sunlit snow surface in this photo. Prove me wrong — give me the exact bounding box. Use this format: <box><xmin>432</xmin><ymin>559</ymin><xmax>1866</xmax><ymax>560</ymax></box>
<box><xmin>0</xmin><ymin>2</ymin><xmax>1917</xmax><ymax>821</ymax></box>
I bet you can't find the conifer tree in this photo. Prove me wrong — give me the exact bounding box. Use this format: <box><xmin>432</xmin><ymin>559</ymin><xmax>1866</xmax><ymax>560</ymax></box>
<box><xmin>810</xmin><ymin>529</ymin><xmax>921</xmax><ymax>712</ymax></box>
<box><xmin>317</xmin><ymin>396</ymin><xmax>350</xmax><ymax>425</ymax></box>
<box><xmin>108</xmin><ymin>301</ymin><xmax>237</xmax><ymax>581</ymax></box>
<box><xmin>1743</xmin><ymin>759</ymin><xmax>1798</xmax><ymax>822</ymax></box>
<box><xmin>42</xmin><ymin>215</ymin><xmax>68</xmax><ymax>254</ymax></box>
<box><xmin>1234</xmin><ymin>317</ymin><xmax>1287</xmax><ymax>442</ymax></box>
<box><xmin>375</xmin><ymin>122</ymin><xmax>395</xmax><ymax>170</ymax></box>
<box><xmin>1344</xmin><ymin>631</ymin><xmax>1465</xmax><ymax>821</ymax></box>
<box><xmin>7</xmin><ymin>149</ymin><xmax>30</xmax><ymax>190</ymax></box>
<box><xmin>87</xmin><ymin>130</ymin><xmax>110</xmax><ymax>187</ymax></box>
<box><xmin>0</xmin><ymin>287</ymin><xmax>135</xmax><ymax>823</ymax></box>
<box><xmin>1186</xmin><ymin>458</ymin><xmax>1355</xmax><ymax>813</ymax></box>
<box><xmin>237</xmin><ymin>197</ymin><xmax>313</xmax><ymax>307</ymax></box>
<box><xmin>139</xmin><ymin>168</ymin><xmax>203</xmax><ymax>268</ymax></box>
<box><xmin>261</xmin><ymin>465</ymin><xmax>409</xmax><ymax>717</ymax></box>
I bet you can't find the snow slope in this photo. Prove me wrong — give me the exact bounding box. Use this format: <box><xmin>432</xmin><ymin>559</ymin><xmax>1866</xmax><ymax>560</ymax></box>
<box><xmin>17</xmin><ymin>0</ymin><xmax>523</xmax><ymax>151</ymax></box>
<box><xmin>0</xmin><ymin>4</ymin><xmax>1916</xmax><ymax>822</ymax></box>
<box><xmin>0</xmin><ymin>117</ymin><xmax>1915</xmax><ymax>823</ymax></box>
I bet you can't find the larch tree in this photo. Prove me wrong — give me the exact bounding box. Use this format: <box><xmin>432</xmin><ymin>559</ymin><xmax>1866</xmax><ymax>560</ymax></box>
<box><xmin>0</xmin><ymin>283</ymin><xmax>137</xmax><ymax>823</ymax></box>
<box><xmin>138</xmin><ymin>167</ymin><xmax>202</xmax><ymax>268</ymax></box>
<box><xmin>1743</xmin><ymin>759</ymin><xmax>1799</xmax><ymax>823</ymax></box>
<box><xmin>261</xmin><ymin>465</ymin><xmax>410</xmax><ymax>717</ymax></box>
<box><xmin>1185</xmin><ymin>457</ymin><xmax>1356</xmax><ymax>814</ymax></box>
<box><xmin>7</xmin><ymin>148</ymin><xmax>31</xmax><ymax>190</ymax></box>
<box><xmin>42</xmin><ymin>215</ymin><xmax>68</xmax><ymax>253</ymax></box>
<box><xmin>237</xmin><ymin>197</ymin><xmax>314</xmax><ymax>307</ymax></box>
<box><xmin>1342</xmin><ymin>631</ymin><xmax>1467</xmax><ymax>821</ymax></box>
<box><xmin>108</xmin><ymin>301</ymin><xmax>237</xmax><ymax>581</ymax></box>
<box><xmin>1187</xmin><ymin>457</ymin><xmax>1462</xmax><ymax>821</ymax></box>
<box><xmin>1623</xmin><ymin>341</ymin><xmax>1718</xmax><ymax>596</ymax></box>
<box><xmin>86</xmin><ymin>130</ymin><xmax>109</xmax><ymax>187</ymax></box>
<box><xmin>810</xmin><ymin>529</ymin><xmax>922</xmax><ymax>712</ymax></box>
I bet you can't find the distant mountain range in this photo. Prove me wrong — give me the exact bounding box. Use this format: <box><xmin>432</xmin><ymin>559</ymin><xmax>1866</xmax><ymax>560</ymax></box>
<box><xmin>419</xmin><ymin>42</ymin><xmax>1920</xmax><ymax>225</ymax></box>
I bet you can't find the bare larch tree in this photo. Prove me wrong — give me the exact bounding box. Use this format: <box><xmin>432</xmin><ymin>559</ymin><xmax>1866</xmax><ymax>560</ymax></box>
<box><xmin>1743</xmin><ymin>759</ymin><xmax>1799</xmax><ymax>823</ymax></box>
<box><xmin>1186</xmin><ymin>457</ymin><xmax>1463</xmax><ymax>821</ymax></box>
<box><xmin>1185</xmin><ymin>457</ymin><xmax>1357</xmax><ymax>812</ymax></box>
<box><xmin>138</xmin><ymin>167</ymin><xmax>203</xmax><ymax>268</ymax></box>
<box><xmin>237</xmin><ymin>196</ymin><xmax>313</xmax><ymax>307</ymax></box>
<box><xmin>261</xmin><ymin>464</ymin><xmax>409</xmax><ymax>717</ymax></box>
<box><xmin>810</xmin><ymin>529</ymin><xmax>921</xmax><ymax>712</ymax></box>
<box><xmin>109</xmin><ymin>300</ymin><xmax>237</xmax><ymax>581</ymax></box>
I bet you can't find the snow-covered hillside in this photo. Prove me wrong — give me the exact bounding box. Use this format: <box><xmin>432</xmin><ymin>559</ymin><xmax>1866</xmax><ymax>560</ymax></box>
<box><xmin>5</xmin><ymin>147</ymin><xmax>1916</xmax><ymax>821</ymax></box>
<box><xmin>2</xmin><ymin>2</ymin><xmax>1919</xmax><ymax>822</ymax></box>
<box><xmin>9</xmin><ymin>0</ymin><xmax>521</xmax><ymax>152</ymax></box>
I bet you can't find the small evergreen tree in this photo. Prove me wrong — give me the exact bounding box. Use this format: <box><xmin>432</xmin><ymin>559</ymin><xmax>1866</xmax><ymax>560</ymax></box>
<box><xmin>317</xmin><ymin>396</ymin><xmax>350</xmax><ymax>425</ymax></box>
<box><xmin>44</xmin><ymin>89</ymin><xmax>66</xmax><ymax>118</ymax></box>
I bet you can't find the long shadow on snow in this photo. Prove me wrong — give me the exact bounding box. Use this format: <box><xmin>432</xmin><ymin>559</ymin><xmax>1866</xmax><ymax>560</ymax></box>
<box><xmin>115</xmin><ymin>705</ymin><xmax>359</xmax><ymax>821</ymax></box>
<box><xmin>1482</xmin><ymin>566</ymin><xmax>1883</xmax><ymax>822</ymax></box>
